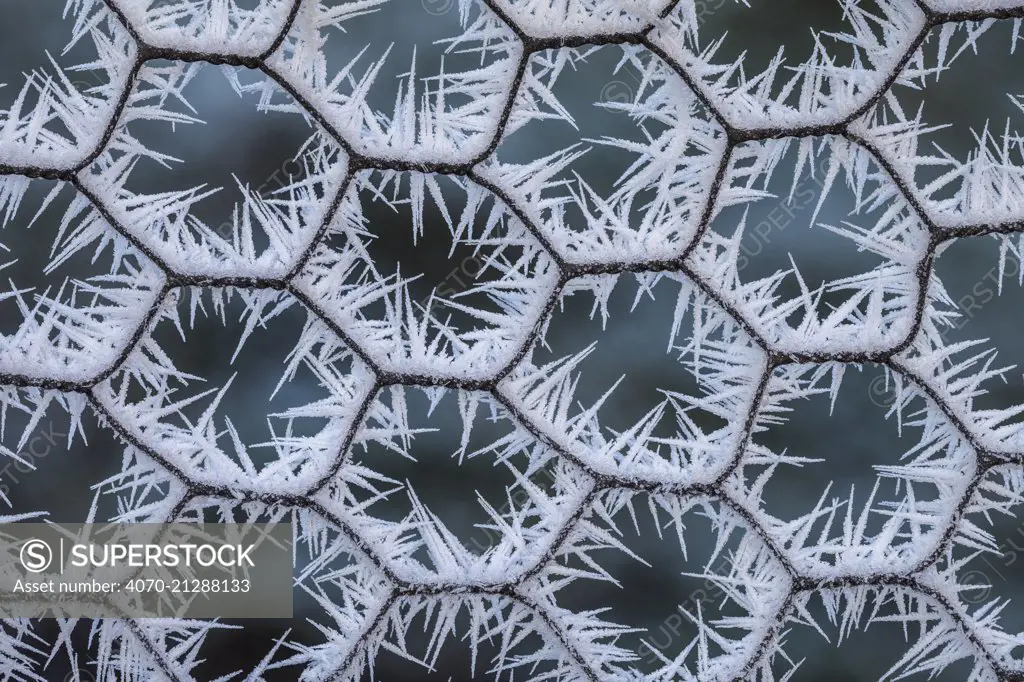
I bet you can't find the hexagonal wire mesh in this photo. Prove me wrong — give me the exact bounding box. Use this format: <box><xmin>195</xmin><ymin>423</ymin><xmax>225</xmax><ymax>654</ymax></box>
<box><xmin>2</xmin><ymin>0</ymin><xmax>1024</xmax><ymax>680</ymax></box>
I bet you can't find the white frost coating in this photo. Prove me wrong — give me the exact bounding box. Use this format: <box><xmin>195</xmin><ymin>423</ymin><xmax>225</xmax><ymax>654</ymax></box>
<box><xmin>1</xmin><ymin>0</ymin><xmax>1024</xmax><ymax>680</ymax></box>
<box><xmin>855</xmin><ymin>20</ymin><xmax>1024</xmax><ymax>228</ymax></box>
<box><xmin>266</xmin><ymin>0</ymin><xmax>523</xmax><ymax>164</ymax></box>
<box><xmin>319</xmin><ymin>386</ymin><xmax>592</xmax><ymax>585</ymax></box>
<box><xmin>490</xmin><ymin>0</ymin><xmax>667</xmax><ymax>36</ymax></box>
<box><xmin>92</xmin><ymin>287</ymin><xmax>377</xmax><ymax>495</ymax></box>
<box><xmin>725</xmin><ymin>362</ymin><xmax>977</xmax><ymax>580</ymax></box>
<box><xmin>295</xmin><ymin>170</ymin><xmax>560</xmax><ymax>381</ymax></box>
<box><xmin>688</xmin><ymin>135</ymin><xmax>931</xmax><ymax>355</ymax></box>
<box><xmin>0</xmin><ymin>0</ymin><xmax>136</xmax><ymax>169</ymax></box>
<box><xmin>899</xmin><ymin>234</ymin><xmax>1024</xmax><ymax>454</ymax></box>
<box><xmin>522</xmin><ymin>493</ymin><xmax>793</xmax><ymax>680</ymax></box>
<box><xmin>500</xmin><ymin>273</ymin><xmax>766</xmax><ymax>486</ymax></box>
<box><xmin>924</xmin><ymin>0</ymin><xmax>1024</xmax><ymax>8</ymax></box>
<box><xmin>80</xmin><ymin>63</ymin><xmax>350</xmax><ymax>279</ymax></box>
<box><xmin>0</xmin><ymin>176</ymin><xmax>165</xmax><ymax>382</ymax></box>
<box><xmin>480</xmin><ymin>45</ymin><xmax>728</xmax><ymax>265</ymax></box>
<box><xmin>920</xmin><ymin>465</ymin><xmax>1024</xmax><ymax>672</ymax></box>
<box><xmin>649</xmin><ymin>0</ymin><xmax>927</xmax><ymax>129</ymax></box>
<box><xmin>110</xmin><ymin>0</ymin><xmax>295</xmax><ymax>56</ymax></box>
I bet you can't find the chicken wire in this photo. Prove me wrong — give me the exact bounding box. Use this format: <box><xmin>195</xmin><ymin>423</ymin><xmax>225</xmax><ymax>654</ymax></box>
<box><xmin>0</xmin><ymin>0</ymin><xmax>1024</xmax><ymax>680</ymax></box>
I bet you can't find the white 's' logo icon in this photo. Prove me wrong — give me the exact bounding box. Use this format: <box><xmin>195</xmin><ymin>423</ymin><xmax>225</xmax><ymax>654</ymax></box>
<box><xmin>20</xmin><ymin>539</ymin><xmax>52</xmax><ymax>573</ymax></box>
